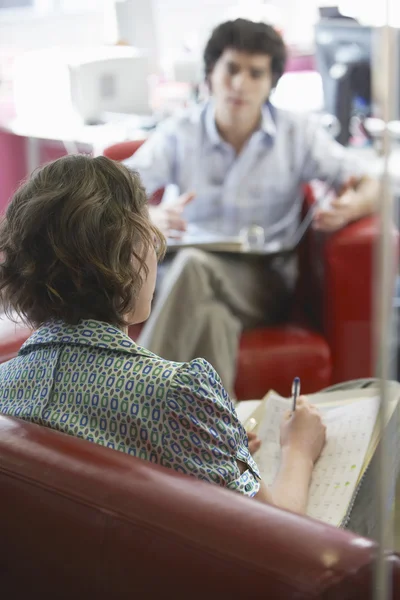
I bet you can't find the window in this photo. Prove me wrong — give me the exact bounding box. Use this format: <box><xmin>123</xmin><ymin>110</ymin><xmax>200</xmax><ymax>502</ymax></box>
<box><xmin>0</xmin><ymin>1</ymin><xmax>33</xmax><ymax>7</ymax></box>
<box><xmin>0</xmin><ymin>0</ymin><xmax>102</xmax><ymax>14</ymax></box>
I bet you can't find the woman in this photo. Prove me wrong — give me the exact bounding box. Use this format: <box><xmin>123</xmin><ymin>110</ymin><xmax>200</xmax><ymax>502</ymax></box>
<box><xmin>0</xmin><ymin>155</ymin><xmax>325</xmax><ymax>513</ymax></box>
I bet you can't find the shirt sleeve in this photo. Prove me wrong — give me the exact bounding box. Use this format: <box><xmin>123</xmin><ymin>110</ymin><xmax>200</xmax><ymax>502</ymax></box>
<box><xmin>299</xmin><ymin>115</ymin><xmax>370</xmax><ymax>191</ymax></box>
<box><xmin>123</xmin><ymin>119</ymin><xmax>177</xmax><ymax>196</ymax></box>
<box><xmin>161</xmin><ymin>358</ymin><xmax>260</xmax><ymax>498</ymax></box>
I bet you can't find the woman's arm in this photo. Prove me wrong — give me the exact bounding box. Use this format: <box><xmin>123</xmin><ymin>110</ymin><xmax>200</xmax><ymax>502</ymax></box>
<box><xmin>254</xmin><ymin>398</ymin><xmax>326</xmax><ymax>515</ymax></box>
<box><xmin>255</xmin><ymin>449</ymin><xmax>313</xmax><ymax>514</ymax></box>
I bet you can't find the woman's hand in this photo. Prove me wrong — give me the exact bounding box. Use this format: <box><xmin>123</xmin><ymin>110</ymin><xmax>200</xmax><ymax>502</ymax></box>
<box><xmin>280</xmin><ymin>396</ymin><xmax>326</xmax><ymax>465</ymax></box>
<box><xmin>247</xmin><ymin>431</ymin><xmax>261</xmax><ymax>455</ymax></box>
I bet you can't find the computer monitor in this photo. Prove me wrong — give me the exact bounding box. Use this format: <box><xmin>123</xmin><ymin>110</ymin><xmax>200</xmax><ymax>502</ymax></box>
<box><xmin>318</xmin><ymin>6</ymin><xmax>358</xmax><ymax>21</ymax></box>
<box><xmin>314</xmin><ymin>19</ymin><xmax>373</xmax><ymax>143</ymax></box>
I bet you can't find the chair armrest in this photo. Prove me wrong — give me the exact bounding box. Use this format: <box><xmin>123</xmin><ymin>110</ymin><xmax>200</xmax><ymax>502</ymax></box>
<box><xmin>2</xmin><ymin>413</ymin><xmax>400</xmax><ymax>598</ymax></box>
<box><xmin>323</xmin><ymin>216</ymin><xmax>398</xmax><ymax>383</ymax></box>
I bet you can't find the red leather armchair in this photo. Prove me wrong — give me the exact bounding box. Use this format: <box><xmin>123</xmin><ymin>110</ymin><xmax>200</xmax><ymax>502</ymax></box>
<box><xmin>1</xmin><ymin>412</ymin><xmax>400</xmax><ymax>600</ymax></box>
<box><xmin>0</xmin><ymin>141</ymin><xmax>381</xmax><ymax>400</ymax></box>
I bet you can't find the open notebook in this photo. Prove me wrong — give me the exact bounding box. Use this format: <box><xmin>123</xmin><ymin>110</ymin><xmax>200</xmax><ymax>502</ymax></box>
<box><xmin>166</xmin><ymin>203</ymin><xmax>318</xmax><ymax>256</ymax></box>
<box><xmin>240</xmin><ymin>386</ymin><xmax>400</xmax><ymax>533</ymax></box>
<box><xmin>167</xmin><ymin>225</ymin><xmax>243</xmax><ymax>253</ymax></box>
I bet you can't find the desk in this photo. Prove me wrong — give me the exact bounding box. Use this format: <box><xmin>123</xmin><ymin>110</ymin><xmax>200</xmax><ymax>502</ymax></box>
<box><xmin>0</xmin><ymin>114</ymin><xmax>150</xmax><ymax>169</ymax></box>
<box><xmin>0</xmin><ymin>113</ymin><xmax>150</xmax><ymax>213</ymax></box>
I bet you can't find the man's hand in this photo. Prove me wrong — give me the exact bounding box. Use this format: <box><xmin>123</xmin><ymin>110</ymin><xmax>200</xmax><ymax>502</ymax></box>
<box><xmin>313</xmin><ymin>177</ymin><xmax>360</xmax><ymax>233</ymax></box>
<box><xmin>149</xmin><ymin>192</ymin><xmax>195</xmax><ymax>238</ymax></box>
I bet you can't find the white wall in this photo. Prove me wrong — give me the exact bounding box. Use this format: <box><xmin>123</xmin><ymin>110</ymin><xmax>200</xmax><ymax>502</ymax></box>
<box><xmin>0</xmin><ymin>7</ymin><xmax>108</xmax><ymax>101</ymax></box>
<box><xmin>0</xmin><ymin>11</ymin><xmax>107</xmax><ymax>50</ymax></box>
<box><xmin>0</xmin><ymin>1</ymin><xmax>321</xmax><ymax>55</ymax></box>
<box><xmin>152</xmin><ymin>0</ymin><xmax>320</xmax><ymax>60</ymax></box>
<box><xmin>0</xmin><ymin>0</ymin><xmax>321</xmax><ymax>97</ymax></box>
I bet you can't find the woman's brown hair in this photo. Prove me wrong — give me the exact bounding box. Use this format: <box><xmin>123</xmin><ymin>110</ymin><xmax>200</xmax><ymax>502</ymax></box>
<box><xmin>0</xmin><ymin>154</ymin><xmax>165</xmax><ymax>328</ymax></box>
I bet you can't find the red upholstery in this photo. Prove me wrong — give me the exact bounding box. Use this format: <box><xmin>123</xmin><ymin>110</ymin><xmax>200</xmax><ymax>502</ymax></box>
<box><xmin>1</xmin><ymin>413</ymin><xmax>400</xmax><ymax>599</ymax></box>
<box><xmin>323</xmin><ymin>217</ymin><xmax>380</xmax><ymax>382</ymax></box>
<box><xmin>0</xmin><ymin>140</ymin><xmax>384</xmax><ymax>400</ymax></box>
<box><xmin>235</xmin><ymin>326</ymin><xmax>331</xmax><ymax>401</ymax></box>
<box><xmin>103</xmin><ymin>140</ymin><xmax>145</xmax><ymax>162</ymax></box>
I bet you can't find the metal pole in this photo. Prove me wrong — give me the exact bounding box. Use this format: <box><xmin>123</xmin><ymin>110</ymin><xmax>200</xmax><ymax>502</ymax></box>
<box><xmin>373</xmin><ymin>2</ymin><xmax>396</xmax><ymax>598</ymax></box>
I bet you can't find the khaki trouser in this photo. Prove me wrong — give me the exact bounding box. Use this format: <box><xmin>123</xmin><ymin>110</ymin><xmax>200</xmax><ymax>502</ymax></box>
<box><xmin>138</xmin><ymin>248</ymin><xmax>295</xmax><ymax>398</ymax></box>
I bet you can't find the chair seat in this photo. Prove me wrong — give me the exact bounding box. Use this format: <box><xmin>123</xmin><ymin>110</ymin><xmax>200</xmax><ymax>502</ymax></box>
<box><xmin>235</xmin><ymin>325</ymin><xmax>332</xmax><ymax>400</ymax></box>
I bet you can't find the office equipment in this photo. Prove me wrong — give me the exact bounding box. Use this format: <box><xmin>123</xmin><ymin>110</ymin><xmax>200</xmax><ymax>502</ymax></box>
<box><xmin>318</xmin><ymin>6</ymin><xmax>359</xmax><ymax>21</ymax></box>
<box><xmin>314</xmin><ymin>19</ymin><xmax>372</xmax><ymax>145</ymax></box>
<box><xmin>12</xmin><ymin>46</ymin><xmax>152</xmax><ymax>124</ymax></box>
<box><xmin>244</xmin><ymin>385</ymin><xmax>400</xmax><ymax>534</ymax></box>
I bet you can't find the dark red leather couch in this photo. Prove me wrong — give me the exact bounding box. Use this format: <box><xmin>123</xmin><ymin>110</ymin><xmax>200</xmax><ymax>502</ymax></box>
<box><xmin>1</xmin><ymin>413</ymin><xmax>399</xmax><ymax>600</ymax></box>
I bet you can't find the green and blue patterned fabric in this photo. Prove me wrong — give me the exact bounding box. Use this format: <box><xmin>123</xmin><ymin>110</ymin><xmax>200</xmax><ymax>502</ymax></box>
<box><xmin>0</xmin><ymin>319</ymin><xmax>260</xmax><ymax>496</ymax></box>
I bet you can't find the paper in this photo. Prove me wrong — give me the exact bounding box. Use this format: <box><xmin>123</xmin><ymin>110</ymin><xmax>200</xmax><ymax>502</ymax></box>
<box><xmin>235</xmin><ymin>399</ymin><xmax>262</xmax><ymax>425</ymax></box>
<box><xmin>253</xmin><ymin>393</ymin><xmax>379</xmax><ymax>527</ymax></box>
<box><xmin>167</xmin><ymin>224</ymin><xmax>243</xmax><ymax>252</ymax></box>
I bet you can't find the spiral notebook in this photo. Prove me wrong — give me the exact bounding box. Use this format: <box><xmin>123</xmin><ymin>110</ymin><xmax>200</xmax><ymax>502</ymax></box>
<box><xmin>241</xmin><ymin>386</ymin><xmax>400</xmax><ymax>533</ymax></box>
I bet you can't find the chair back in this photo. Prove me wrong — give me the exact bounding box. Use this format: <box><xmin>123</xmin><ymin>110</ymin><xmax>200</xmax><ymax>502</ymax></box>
<box><xmin>1</xmin><ymin>413</ymin><xmax>400</xmax><ymax>600</ymax></box>
<box><xmin>102</xmin><ymin>140</ymin><xmax>145</xmax><ymax>162</ymax></box>
<box><xmin>103</xmin><ymin>139</ymin><xmax>164</xmax><ymax>204</ymax></box>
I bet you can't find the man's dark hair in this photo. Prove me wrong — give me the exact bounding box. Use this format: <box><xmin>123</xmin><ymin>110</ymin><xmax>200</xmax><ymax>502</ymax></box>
<box><xmin>204</xmin><ymin>18</ymin><xmax>287</xmax><ymax>86</ymax></box>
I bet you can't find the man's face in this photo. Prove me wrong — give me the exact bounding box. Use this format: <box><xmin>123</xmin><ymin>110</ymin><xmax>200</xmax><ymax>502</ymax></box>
<box><xmin>209</xmin><ymin>49</ymin><xmax>273</xmax><ymax>120</ymax></box>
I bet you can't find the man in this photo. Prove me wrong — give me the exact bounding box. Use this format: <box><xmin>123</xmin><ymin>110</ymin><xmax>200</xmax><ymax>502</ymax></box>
<box><xmin>125</xmin><ymin>19</ymin><xmax>378</xmax><ymax>398</ymax></box>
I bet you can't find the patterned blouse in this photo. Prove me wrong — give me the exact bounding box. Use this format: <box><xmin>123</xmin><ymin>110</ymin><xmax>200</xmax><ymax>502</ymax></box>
<box><xmin>0</xmin><ymin>319</ymin><xmax>260</xmax><ymax>497</ymax></box>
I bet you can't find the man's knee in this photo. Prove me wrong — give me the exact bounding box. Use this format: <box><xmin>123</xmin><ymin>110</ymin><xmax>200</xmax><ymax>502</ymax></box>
<box><xmin>169</xmin><ymin>248</ymin><xmax>210</xmax><ymax>279</ymax></box>
<box><xmin>176</xmin><ymin>247</ymin><xmax>209</xmax><ymax>267</ymax></box>
<box><xmin>201</xmin><ymin>302</ymin><xmax>242</xmax><ymax>335</ymax></box>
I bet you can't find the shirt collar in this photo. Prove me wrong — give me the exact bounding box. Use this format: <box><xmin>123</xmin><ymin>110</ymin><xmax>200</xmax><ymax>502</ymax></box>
<box><xmin>19</xmin><ymin>319</ymin><xmax>156</xmax><ymax>360</ymax></box>
<box><xmin>204</xmin><ymin>99</ymin><xmax>276</xmax><ymax>147</ymax></box>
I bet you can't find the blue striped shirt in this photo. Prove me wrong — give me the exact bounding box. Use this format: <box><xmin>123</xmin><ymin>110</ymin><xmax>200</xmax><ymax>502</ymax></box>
<box><xmin>125</xmin><ymin>101</ymin><xmax>368</xmax><ymax>240</ymax></box>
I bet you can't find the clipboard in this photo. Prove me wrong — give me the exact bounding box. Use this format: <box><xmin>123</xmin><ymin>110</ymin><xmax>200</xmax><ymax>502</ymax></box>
<box><xmin>166</xmin><ymin>201</ymin><xmax>319</xmax><ymax>257</ymax></box>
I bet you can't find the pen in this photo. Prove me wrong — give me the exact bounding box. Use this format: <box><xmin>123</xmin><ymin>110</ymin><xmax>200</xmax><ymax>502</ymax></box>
<box><xmin>292</xmin><ymin>376</ymin><xmax>300</xmax><ymax>412</ymax></box>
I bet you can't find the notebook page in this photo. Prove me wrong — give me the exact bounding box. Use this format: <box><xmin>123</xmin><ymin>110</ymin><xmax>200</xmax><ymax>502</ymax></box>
<box><xmin>253</xmin><ymin>394</ymin><xmax>379</xmax><ymax>526</ymax></box>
